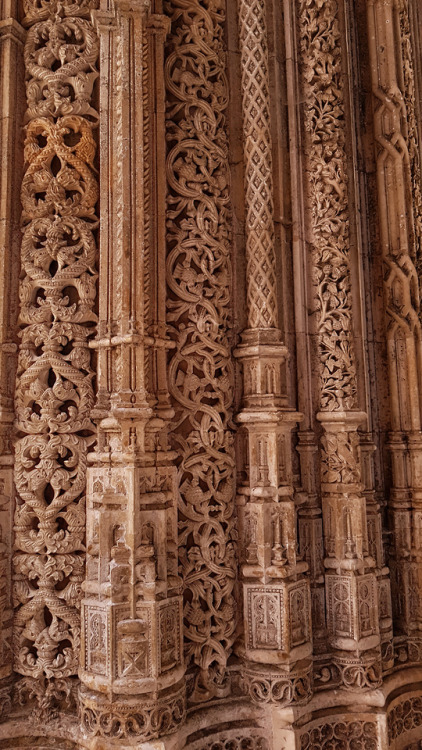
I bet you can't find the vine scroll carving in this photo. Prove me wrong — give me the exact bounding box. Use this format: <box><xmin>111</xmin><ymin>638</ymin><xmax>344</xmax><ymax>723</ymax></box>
<box><xmin>13</xmin><ymin>0</ymin><xmax>98</xmax><ymax>714</ymax></box>
<box><xmin>165</xmin><ymin>0</ymin><xmax>237</xmax><ymax>703</ymax></box>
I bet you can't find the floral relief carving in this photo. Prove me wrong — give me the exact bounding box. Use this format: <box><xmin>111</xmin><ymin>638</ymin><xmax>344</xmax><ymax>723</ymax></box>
<box><xmin>24</xmin><ymin>17</ymin><xmax>99</xmax><ymax>122</ymax></box>
<box><xmin>14</xmin><ymin>674</ymin><xmax>76</xmax><ymax>722</ymax></box>
<box><xmin>299</xmin><ymin>0</ymin><xmax>357</xmax><ymax>412</ymax></box>
<box><xmin>320</xmin><ymin>430</ymin><xmax>360</xmax><ymax>485</ymax></box>
<box><xmin>22</xmin><ymin>0</ymin><xmax>97</xmax><ymax>26</ymax></box>
<box><xmin>13</xmin><ymin>0</ymin><xmax>98</xmax><ymax>706</ymax></box>
<box><xmin>21</xmin><ymin>117</ymin><xmax>98</xmax><ymax>224</ymax></box>
<box><xmin>164</xmin><ymin>0</ymin><xmax>236</xmax><ymax>702</ymax></box>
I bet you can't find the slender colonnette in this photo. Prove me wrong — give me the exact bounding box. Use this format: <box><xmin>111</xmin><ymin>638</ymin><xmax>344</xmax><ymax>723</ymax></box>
<box><xmin>79</xmin><ymin>0</ymin><xmax>185</xmax><ymax>741</ymax></box>
<box><xmin>235</xmin><ymin>0</ymin><xmax>312</xmax><ymax>706</ymax></box>
<box><xmin>299</xmin><ymin>0</ymin><xmax>384</xmax><ymax>689</ymax></box>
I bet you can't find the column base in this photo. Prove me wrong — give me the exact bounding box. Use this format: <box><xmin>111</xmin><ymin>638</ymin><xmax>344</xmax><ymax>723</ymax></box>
<box><xmin>332</xmin><ymin>649</ymin><xmax>382</xmax><ymax>690</ymax></box>
<box><xmin>79</xmin><ymin>680</ymin><xmax>186</xmax><ymax>742</ymax></box>
<box><xmin>240</xmin><ymin>659</ymin><xmax>312</xmax><ymax>706</ymax></box>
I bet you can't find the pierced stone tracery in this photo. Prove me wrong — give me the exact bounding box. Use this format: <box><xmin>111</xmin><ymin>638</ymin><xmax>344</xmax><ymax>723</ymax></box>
<box><xmin>13</xmin><ymin>0</ymin><xmax>98</xmax><ymax>702</ymax></box>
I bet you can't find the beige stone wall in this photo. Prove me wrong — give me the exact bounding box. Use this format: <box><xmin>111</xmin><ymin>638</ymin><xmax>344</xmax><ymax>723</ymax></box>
<box><xmin>1</xmin><ymin>0</ymin><xmax>422</xmax><ymax>747</ymax></box>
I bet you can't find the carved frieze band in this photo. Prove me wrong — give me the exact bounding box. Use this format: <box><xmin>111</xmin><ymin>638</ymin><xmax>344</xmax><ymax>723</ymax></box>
<box><xmin>388</xmin><ymin>694</ymin><xmax>422</xmax><ymax>742</ymax></box>
<box><xmin>184</xmin><ymin>728</ymin><xmax>270</xmax><ymax>750</ymax></box>
<box><xmin>80</xmin><ymin>680</ymin><xmax>186</xmax><ymax>741</ymax></box>
<box><xmin>301</xmin><ymin>718</ymin><xmax>378</xmax><ymax>750</ymax></box>
<box><xmin>164</xmin><ymin>0</ymin><xmax>237</xmax><ymax>702</ymax></box>
<box><xmin>13</xmin><ymin>0</ymin><xmax>98</xmax><ymax>699</ymax></box>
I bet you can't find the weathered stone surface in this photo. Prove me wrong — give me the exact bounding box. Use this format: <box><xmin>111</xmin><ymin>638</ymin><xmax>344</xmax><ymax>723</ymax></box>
<box><xmin>1</xmin><ymin>0</ymin><xmax>422</xmax><ymax>747</ymax></box>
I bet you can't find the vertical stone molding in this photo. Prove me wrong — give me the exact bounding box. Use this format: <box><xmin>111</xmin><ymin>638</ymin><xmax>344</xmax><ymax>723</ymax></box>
<box><xmin>367</xmin><ymin>0</ymin><xmax>422</xmax><ymax>665</ymax></box>
<box><xmin>165</xmin><ymin>0</ymin><xmax>237</xmax><ymax>704</ymax></box>
<box><xmin>0</xmin><ymin>0</ymin><xmax>25</xmax><ymax>718</ymax></box>
<box><xmin>298</xmin><ymin>0</ymin><xmax>383</xmax><ymax>689</ymax></box>
<box><xmin>13</xmin><ymin>0</ymin><xmax>99</xmax><ymax>718</ymax></box>
<box><xmin>235</xmin><ymin>0</ymin><xmax>312</xmax><ymax>708</ymax></box>
<box><xmin>79</xmin><ymin>0</ymin><xmax>185</xmax><ymax>741</ymax></box>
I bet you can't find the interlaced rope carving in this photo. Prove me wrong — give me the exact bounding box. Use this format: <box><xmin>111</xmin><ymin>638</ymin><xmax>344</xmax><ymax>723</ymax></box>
<box><xmin>237</xmin><ymin>0</ymin><xmax>278</xmax><ymax>330</ymax></box>
<box><xmin>164</xmin><ymin>0</ymin><xmax>237</xmax><ymax>702</ymax></box>
<box><xmin>13</xmin><ymin>0</ymin><xmax>98</xmax><ymax>702</ymax></box>
<box><xmin>299</xmin><ymin>0</ymin><xmax>357</xmax><ymax>411</ymax></box>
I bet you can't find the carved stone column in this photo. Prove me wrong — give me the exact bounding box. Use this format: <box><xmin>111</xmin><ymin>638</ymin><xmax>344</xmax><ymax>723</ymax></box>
<box><xmin>78</xmin><ymin>0</ymin><xmax>185</xmax><ymax>741</ymax></box>
<box><xmin>367</xmin><ymin>0</ymin><xmax>422</xmax><ymax>666</ymax></box>
<box><xmin>165</xmin><ymin>0</ymin><xmax>237</xmax><ymax>704</ymax></box>
<box><xmin>283</xmin><ymin>0</ymin><xmax>326</xmax><ymax>676</ymax></box>
<box><xmin>234</xmin><ymin>0</ymin><xmax>312</xmax><ymax>708</ymax></box>
<box><xmin>298</xmin><ymin>0</ymin><xmax>383</xmax><ymax>690</ymax></box>
<box><xmin>0</xmin><ymin>0</ymin><xmax>24</xmax><ymax>718</ymax></box>
<box><xmin>13</xmin><ymin>0</ymin><xmax>99</xmax><ymax>718</ymax></box>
